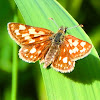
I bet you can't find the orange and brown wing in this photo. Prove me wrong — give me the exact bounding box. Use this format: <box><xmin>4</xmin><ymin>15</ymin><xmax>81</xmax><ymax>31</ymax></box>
<box><xmin>51</xmin><ymin>35</ymin><xmax>92</xmax><ymax>73</ymax></box>
<box><xmin>8</xmin><ymin>23</ymin><xmax>53</xmax><ymax>63</ymax></box>
<box><xmin>51</xmin><ymin>42</ymin><xmax>75</xmax><ymax>73</ymax></box>
<box><xmin>19</xmin><ymin>39</ymin><xmax>52</xmax><ymax>63</ymax></box>
<box><xmin>8</xmin><ymin>23</ymin><xmax>53</xmax><ymax>46</ymax></box>
<box><xmin>65</xmin><ymin>35</ymin><xmax>92</xmax><ymax>61</ymax></box>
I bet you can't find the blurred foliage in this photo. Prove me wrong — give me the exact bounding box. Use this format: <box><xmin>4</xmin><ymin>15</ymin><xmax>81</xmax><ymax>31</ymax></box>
<box><xmin>0</xmin><ymin>0</ymin><xmax>100</xmax><ymax>100</ymax></box>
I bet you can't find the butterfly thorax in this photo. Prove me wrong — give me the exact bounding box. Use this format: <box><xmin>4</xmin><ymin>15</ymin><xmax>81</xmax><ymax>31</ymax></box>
<box><xmin>54</xmin><ymin>32</ymin><xmax>64</xmax><ymax>44</ymax></box>
<box><xmin>50</xmin><ymin>27</ymin><xmax>66</xmax><ymax>44</ymax></box>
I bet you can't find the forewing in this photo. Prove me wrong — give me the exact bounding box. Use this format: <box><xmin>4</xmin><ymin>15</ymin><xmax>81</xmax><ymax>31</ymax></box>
<box><xmin>19</xmin><ymin>40</ymin><xmax>52</xmax><ymax>63</ymax></box>
<box><xmin>65</xmin><ymin>35</ymin><xmax>92</xmax><ymax>61</ymax></box>
<box><xmin>8</xmin><ymin>23</ymin><xmax>53</xmax><ymax>46</ymax></box>
<box><xmin>51</xmin><ymin>43</ymin><xmax>75</xmax><ymax>73</ymax></box>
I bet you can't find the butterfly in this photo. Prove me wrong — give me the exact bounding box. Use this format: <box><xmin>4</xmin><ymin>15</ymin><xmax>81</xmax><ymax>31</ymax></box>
<box><xmin>7</xmin><ymin>22</ymin><xmax>92</xmax><ymax>73</ymax></box>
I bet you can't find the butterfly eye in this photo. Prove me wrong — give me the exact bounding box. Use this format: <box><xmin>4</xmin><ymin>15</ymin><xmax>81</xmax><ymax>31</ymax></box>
<box><xmin>59</xmin><ymin>28</ymin><xmax>62</xmax><ymax>30</ymax></box>
<box><xmin>59</xmin><ymin>26</ymin><xmax>63</xmax><ymax>30</ymax></box>
<box><xmin>64</xmin><ymin>27</ymin><xmax>67</xmax><ymax>33</ymax></box>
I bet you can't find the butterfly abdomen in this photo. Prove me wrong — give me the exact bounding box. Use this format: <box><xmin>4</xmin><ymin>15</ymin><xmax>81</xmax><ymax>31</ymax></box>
<box><xmin>43</xmin><ymin>43</ymin><xmax>59</xmax><ymax>68</ymax></box>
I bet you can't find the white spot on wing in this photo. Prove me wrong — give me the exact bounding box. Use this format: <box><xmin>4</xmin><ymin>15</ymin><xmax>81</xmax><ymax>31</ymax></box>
<box><xmin>64</xmin><ymin>49</ymin><xmax>66</xmax><ymax>52</ymax></box>
<box><xmin>64</xmin><ymin>67</ymin><xmax>66</xmax><ymax>69</ymax></box>
<box><xmin>29</xmin><ymin>39</ymin><xmax>35</xmax><ymax>43</ymax></box>
<box><xmin>63</xmin><ymin>57</ymin><xmax>68</xmax><ymax>63</ymax></box>
<box><xmin>29</xmin><ymin>29</ymin><xmax>45</xmax><ymax>37</ymax></box>
<box><xmin>30</xmin><ymin>47</ymin><xmax>36</xmax><ymax>53</ymax></box>
<box><xmin>38</xmin><ymin>50</ymin><xmax>41</xmax><ymax>54</ymax></box>
<box><xmin>41</xmin><ymin>43</ymin><xmax>44</xmax><ymax>45</ymax></box>
<box><xmin>59</xmin><ymin>56</ymin><xmax>62</xmax><ymax>61</ymax></box>
<box><xmin>68</xmin><ymin>39</ymin><xmax>72</xmax><ymax>43</ymax></box>
<box><xmin>66</xmin><ymin>44</ymin><xmax>69</xmax><ymax>47</ymax></box>
<box><xmin>34</xmin><ymin>56</ymin><xmax>36</xmax><ymax>59</ymax></box>
<box><xmin>80</xmin><ymin>48</ymin><xmax>86</xmax><ymax>52</ymax></box>
<box><xmin>73</xmin><ymin>47</ymin><xmax>79</xmax><ymax>53</ymax></box>
<box><xmin>72</xmin><ymin>40</ymin><xmax>79</xmax><ymax>46</ymax></box>
<box><xmin>69</xmin><ymin>47</ymin><xmax>79</xmax><ymax>54</ymax></box>
<box><xmin>15</xmin><ymin>30</ymin><xmax>20</xmax><ymax>35</ymax></box>
<box><xmin>68</xmin><ymin>61</ymin><xmax>71</xmax><ymax>65</ymax></box>
<box><xmin>69</xmin><ymin>49</ymin><xmax>73</xmax><ymax>54</ymax></box>
<box><xmin>25</xmin><ymin>36</ymin><xmax>31</xmax><ymax>40</ymax></box>
<box><xmin>30</xmin><ymin>55</ymin><xmax>33</xmax><ymax>58</ymax></box>
<box><xmin>58</xmin><ymin>64</ymin><xmax>60</xmax><ymax>66</ymax></box>
<box><xmin>11</xmin><ymin>24</ymin><xmax>14</xmax><ymax>27</ymax></box>
<box><xmin>68</xmin><ymin>39</ymin><xmax>72</xmax><ymax>46</ymax></box>
<box><xmin>34</xmin><ymin>34</ymin><xmax>40</xmax><ymax>37</ymax></box>
<box><xmin>26</xmin><ymin>55</ymin><xmax>28</xmax><ymax>57</ymax></box>
<box><xmin>38</xmin><ymin>31</ymin><xmax>45</xmax><ymax>35</ymax></box>
<box><xmin>80</xmin><ymin>42</ymin><xmax>86</xmax><ymax>47</ymax></box>
<box><xmin>29</xmin><ymin>28</ymin><xmax>37</xmax><ymax>34</ymax></box>
<box><xmin>25</xmin><ymin>54</ymin><xmax>28</xmax><ymax>57</ymax></box>
<box><xmin>40</xmin><ymin>37</ymin><xmax>43</xmax><ymax>40</ymax></box>
<box><xmin>24</xmin><ymin>49</ymin><xmax>28</xmax><ymax>52</ymax></box>
<box><xmin>22</xmin><ymin>33</ymin><xmax>29</xmax><ymax>37</ymax></box>
<box><xmin>19</xmin><ymin>25</ymin><xmax>26</xmax><ymax>30</ymax></box>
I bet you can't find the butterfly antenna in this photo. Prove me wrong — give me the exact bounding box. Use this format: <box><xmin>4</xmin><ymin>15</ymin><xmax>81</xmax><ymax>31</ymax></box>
<box><xmin>67</xmin><ymin>24</ymin><xmax>83</xmax><ymax>30</ymax></box>
<box><xmin>49</xmin><ymin>18</ymin><xmax>59</xmax><ymax>28</ymax></box>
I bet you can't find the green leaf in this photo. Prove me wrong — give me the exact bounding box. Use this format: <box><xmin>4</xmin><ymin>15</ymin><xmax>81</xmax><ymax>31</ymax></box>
<box><xmin>14</xmin><ymin>0</ymin><xmax>100</xmax><ymax>100</ymax></box>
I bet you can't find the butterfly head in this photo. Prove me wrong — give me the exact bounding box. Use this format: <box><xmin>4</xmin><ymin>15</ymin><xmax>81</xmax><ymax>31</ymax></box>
<box><xmin>58</xmin><ymin>26</ymin><xmax>67</xmax><ymax>34</ymax></box>
<box><xmin>52</xmin><ymin>26</ymin><xmax>67</xmax><ymax>45</ymax></box>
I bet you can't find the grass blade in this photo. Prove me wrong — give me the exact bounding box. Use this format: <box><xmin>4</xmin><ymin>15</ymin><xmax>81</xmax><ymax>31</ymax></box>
<box><xmin>14</xmin><ymin>0</ymin><xmax>100</xmax><ymax>100</ymax></box>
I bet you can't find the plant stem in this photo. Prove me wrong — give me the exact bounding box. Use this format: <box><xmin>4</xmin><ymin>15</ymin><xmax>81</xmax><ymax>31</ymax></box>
<box><xmin>11</xmin><ymin>42</ymin><xmax>18</xmax><ymax>100</ymax></box>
